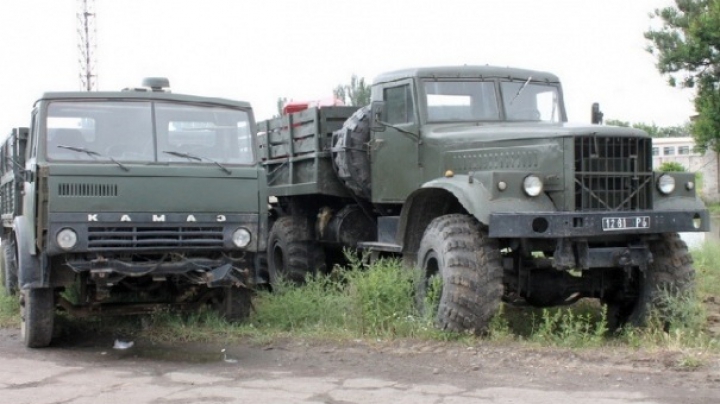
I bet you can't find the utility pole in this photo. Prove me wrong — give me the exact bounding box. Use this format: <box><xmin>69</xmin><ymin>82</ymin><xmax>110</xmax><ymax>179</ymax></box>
<box><xmin>77</xmin><ymin>0</ymin><xmax>97</xmax><ymax>91</ymax></box>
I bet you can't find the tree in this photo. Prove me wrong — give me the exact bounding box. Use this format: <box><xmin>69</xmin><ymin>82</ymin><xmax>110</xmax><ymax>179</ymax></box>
<box><xmin>276</xmin><ymin>97</ymin><xmax>288</xmax><ymax>117</ymax></box>
<box><xmin>605</xmin><ymin>119</ymin><xmax>630</xmax><ymax>127</ymax></box>
<box><xmin>604</xmin><ymin>119</ymin><xmax>691</xmax><ymax>137</ymax></box>
<box><xmin>333</xmin><ymin>75</ymin><xmax>371</xmax><ymax>107</ymax></box>
<box><xmin>645</xmin><ymin>0</ymin><xmax>720</xmax><ymax>152</ymax></box>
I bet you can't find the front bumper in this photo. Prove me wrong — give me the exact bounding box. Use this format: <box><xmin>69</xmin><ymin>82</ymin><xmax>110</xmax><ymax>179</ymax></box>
<box><xmin>489</xmin><ymin>209</ymin><xmax>709</xmax><ymax>238</ymax></box>
<box><xmin>64</xmin><ymin>257</ymin><xmax>251</xmax><ymax>288</ymax></box>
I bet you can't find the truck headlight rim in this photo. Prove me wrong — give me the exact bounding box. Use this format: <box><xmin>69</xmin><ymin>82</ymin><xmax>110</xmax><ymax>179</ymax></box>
<box><xmin>56</xmin><ymin>228</ymin><xmax>78</xmax><ymax>250</ymax></box>
<box><xmin>232</xmin><ymin>227</ymin><xmax>251</xmax><ymax>248</ymax></box>
<box><xmin>523</xmin><ymin>175</ymin><xmax>544</xmax><ymax>197</ymax></box>
<box><xmin>657</xmin><ymin>174</ymin><xmax>676</xmax><ymax>195</ymax></box>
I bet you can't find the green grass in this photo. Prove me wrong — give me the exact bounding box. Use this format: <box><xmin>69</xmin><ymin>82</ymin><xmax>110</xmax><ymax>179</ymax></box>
<box><xmin>1</xmin><ymin>243</ymin><xmax>719</xmax><ymax>352</ymax></box>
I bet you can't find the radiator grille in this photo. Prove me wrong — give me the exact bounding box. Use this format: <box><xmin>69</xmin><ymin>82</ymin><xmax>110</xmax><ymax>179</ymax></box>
<box><xmin>88</xmin><ymin>226</ymin><xmax>223</xmax><ymax>250</ymax></box>
<box><xmin>59</xmin><ymin>183</ymin><xmax>118</xmax><ymax>197</ymax></box>
<box><xmin>574</xmin><ymin>136</ymin><xmax>652</xmax><ymax>211</ymax></box>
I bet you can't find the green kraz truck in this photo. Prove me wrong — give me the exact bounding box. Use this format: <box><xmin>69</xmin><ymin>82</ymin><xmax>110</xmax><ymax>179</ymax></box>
<box><xmin>257</xmin><ymin>65</ymin><xmax>709</xmax><ymax>334</ymax></box>
<box><xmin>0</xmin><ymin>78</ymin><xmax>265</xmax><ymax>347</ymax></box>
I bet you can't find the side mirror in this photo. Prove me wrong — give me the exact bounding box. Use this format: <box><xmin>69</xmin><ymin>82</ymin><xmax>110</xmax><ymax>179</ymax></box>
<box><xmin>370</xmin><ymin>101</ymin><xmax>386</xmax><ymax>132</ymax></box>
<box><xmin>591</xmin><ymin>102</ymin><xmax>603</xmax><ymax>124</ymax></box>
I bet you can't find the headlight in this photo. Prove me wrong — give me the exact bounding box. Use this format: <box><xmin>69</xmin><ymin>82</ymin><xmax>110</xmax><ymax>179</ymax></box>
<box><xmin>56</xmin><ymin>228</ymin><xmax>78</xmax><ymax>250</ymax></box>
<box><xmin>523</xmin><ymin>175</ymin><xmax>543</xmax><ymax>197</ymax></box>
<box><xmin>657</xmin><ymin>174</ymin><xmax>676</xmax><ymax>195</ymax></box>
<box><xmin>232</xmin><ymin>228</ymin><xmax>251</xmax><ymax>248</ymax></box>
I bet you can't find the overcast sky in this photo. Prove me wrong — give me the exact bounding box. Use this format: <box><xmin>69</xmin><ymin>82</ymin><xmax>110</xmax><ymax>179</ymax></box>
<box><xmin>0</xmin><ymin>0</ymin><xmax>694</xmax><ymax>135</ymax></box>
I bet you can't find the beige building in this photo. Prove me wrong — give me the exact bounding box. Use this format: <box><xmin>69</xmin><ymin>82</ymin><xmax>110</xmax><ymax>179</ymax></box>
<box><xmin>652</xmin><ymin>137</ymin><xmax>720</xmax><ymax>203</ymax></box>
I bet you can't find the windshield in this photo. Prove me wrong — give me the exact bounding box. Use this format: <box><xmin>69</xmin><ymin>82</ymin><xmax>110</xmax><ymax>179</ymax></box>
<box><xmin>424</xmin><ymin>81</ymin><xmax>499</xmax><ymax>122</ymax></box>
<box><xmin>500</xmin><ymin>81</ymin><xmax>560</xmax><ymax>122</ymax></box>
<box><xmin>45</xmin><ymin>101</ymin><xmax>254</xmax><ymax>165</ymax></box>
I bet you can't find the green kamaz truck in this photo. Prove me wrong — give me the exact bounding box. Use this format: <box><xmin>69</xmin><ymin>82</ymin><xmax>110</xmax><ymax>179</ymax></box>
<box><xmin>257</xmin><ymin>65</ymin><xmax>709</xmax><ymax>334</ymax></box>
<box><xmin>0</xmin><ymin>79</ymin><xmax>265</xmax><ymax>347</ymax></box>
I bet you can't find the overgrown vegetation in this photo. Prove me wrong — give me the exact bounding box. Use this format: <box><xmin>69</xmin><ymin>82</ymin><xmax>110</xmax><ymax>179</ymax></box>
<box><xmin>1</xmin><ymin>243</ymin><xmax>719</xmax><ymax>352</ymax></box>
<box><xmin>658</xmin><ymin>161</ymin><xmax>686</xmax><ymax>172</ymax></box>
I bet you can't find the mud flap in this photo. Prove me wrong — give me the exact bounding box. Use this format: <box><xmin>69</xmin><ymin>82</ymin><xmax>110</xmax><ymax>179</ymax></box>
<box><xmin>206</xmin><ymin>264</ymin><xmax>248</xmax><ymax>288</ymax></box>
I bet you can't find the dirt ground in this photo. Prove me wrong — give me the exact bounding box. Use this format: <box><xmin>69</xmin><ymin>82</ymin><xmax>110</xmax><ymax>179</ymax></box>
<box><xmin>0</xmin><ymin>326</ymin><xmax>719</xmax><ymax>404</ymax></box>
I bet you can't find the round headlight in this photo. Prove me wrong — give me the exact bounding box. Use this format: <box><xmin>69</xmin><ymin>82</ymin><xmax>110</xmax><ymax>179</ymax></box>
<box><xmin>523</xmin><ymin>175</ymin><xmax>544</xmax><ymax>197</ymax></box>
<box><xmin>657</xmin><ymin>174</ymin><xmax>676</xmax><ymax>195</ymax></box>
<box><xmin>56</xmin><ymin>228</ymin><xmax>78</xmax><ymax>250</ymax></box>
<box><xmin>232</xmin><ymin>228</ymin><xmax>251</xmax><ymax>248</ymax></box>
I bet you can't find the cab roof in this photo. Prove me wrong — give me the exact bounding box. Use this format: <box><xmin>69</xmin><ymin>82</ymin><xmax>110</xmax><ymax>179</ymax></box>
<box><xmin>35</xmin><ymin>90</ymin><xmax>252</xmax><ymax>110</ymax></box>
<box><xmin>373</xmin><ymin>65</ymin><xmax>561</xmax><ymax>86</ymax></box>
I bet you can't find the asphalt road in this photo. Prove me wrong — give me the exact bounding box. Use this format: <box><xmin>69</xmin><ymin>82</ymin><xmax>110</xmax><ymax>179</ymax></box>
<box><xmin>0</xmin><ymin>328</ymin><xmax>718</xmax><ymax>404</ymax></box>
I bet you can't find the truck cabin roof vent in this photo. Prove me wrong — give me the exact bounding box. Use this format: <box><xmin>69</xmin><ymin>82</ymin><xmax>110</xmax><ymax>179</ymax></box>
<box><xmin>142</xmin><ymin>77</ymin><xmax>171</xmax><ymax>92</ymax></box>
<box><xmin>121</xmin><ymin>77</ymin><xmax>171</xmax><ymax>93</ymax></box>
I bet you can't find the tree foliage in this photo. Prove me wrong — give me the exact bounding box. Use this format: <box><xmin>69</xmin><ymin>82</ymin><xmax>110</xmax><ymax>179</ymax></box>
<box><xmin>645</xmin><ymin>0</ymin><xmax>720</xmax><ymax>152</ymax></box>
<box><xmin>605</xmin><ymin>119</ymin><xmax>691</xmax><ymax>138</ymax></box>
<box><xmin>276</xmin><ymin>97</ymin><xmax>288</xmax><ymax>117</ymax></box>
<box><xmin>333</xmin><ymin>75</ymin><xmax>371</xmax><ymax>107</ymax></box>
<box><xmin>659</xmin><ymin>161</ymin><xmax>687</xmax><ymax>172</ymax></box>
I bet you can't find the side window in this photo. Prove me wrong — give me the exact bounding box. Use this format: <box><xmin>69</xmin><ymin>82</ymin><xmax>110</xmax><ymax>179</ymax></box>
<box><xmin>384</xmin><ymin>85</ymin><xmax>414</xmax><ymax>125</ymax></box>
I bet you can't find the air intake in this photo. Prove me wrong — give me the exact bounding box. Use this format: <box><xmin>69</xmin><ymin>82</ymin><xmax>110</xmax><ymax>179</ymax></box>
<box><xmin>58</xmin><ymin>183</ymin><xmax>118</xmax><ymax>197</ymax></box>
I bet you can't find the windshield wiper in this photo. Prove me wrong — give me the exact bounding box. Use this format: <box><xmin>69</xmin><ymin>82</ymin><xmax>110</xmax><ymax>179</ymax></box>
<box><xmin>509</xmin><ymin>76</ymin><xmax>532</xmax><ymax>106</ymax></box>
<box><xmin>57</xmin><ymin>145</ymin><xmax>129</xmax><ymax>172</ymax></box>
<box><xmin>162</xmin><ymin>150</ymin><xmax>232</xmax><ymax>175</ymax></box>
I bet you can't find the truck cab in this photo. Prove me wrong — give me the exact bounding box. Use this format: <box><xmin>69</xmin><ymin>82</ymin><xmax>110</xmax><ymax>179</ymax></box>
<box><xmin>0</xmin><ymin>80</ymin><xmax>265</xmax><ymax>347</ymax></box>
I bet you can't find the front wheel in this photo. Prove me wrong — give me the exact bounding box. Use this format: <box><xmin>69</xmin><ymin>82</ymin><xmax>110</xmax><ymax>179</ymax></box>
<box><xmin>212</xmin><ymin>286</ymin><xmax>253</xmax><ymax>322</ymax></box>
<box><xmin>416</xmin><ymin>214</ymin><xmax>503</xmax><ymax>335</ymax></box>
<box><xmin>21</xmin><ymin>288</ymin><xmax>55</xmax><ymax>348</ymax></box>
<box><xmin>267</xmin><ymin>216</ymin><xmax>325</xmax><ymax>286</ymax></box>
<box><xmin>606</xmin><ymin>233</ymin><xmax>695</xmax><ymax>329</ymax></box>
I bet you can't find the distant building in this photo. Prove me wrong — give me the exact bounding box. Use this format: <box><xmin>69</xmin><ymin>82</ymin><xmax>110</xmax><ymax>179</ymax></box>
<box><xmin>652</xmin><ymin>137</ymin><xmax>719</xmax><ymax>203</ymax></box>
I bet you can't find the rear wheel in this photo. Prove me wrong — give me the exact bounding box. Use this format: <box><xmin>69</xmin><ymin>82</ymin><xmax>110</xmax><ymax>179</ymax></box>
<box><xmin>21</xmin><ymin>288</ymin><xmax>55</xmax><ymax>348</ymax></box>
<box><xmin>267</xmin><ymin>216</ymin><xmax>326</xmax><ymax>286</ymax></box>
<box><xmin>416</xmin><ymin>214</ymin><xmax>503</xmax><ymax>334</ymax></box>
<box><xmin>2</xmin><ymin>239</ymin><xmax>19</xmax><ymax>295</ymax></box>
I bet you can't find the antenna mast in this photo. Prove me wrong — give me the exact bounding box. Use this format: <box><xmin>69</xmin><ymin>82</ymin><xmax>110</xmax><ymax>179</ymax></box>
<box><xmin>77</xmin><ymin>0</ymin><xmax>97</xmax><ymax>91</ymax></box>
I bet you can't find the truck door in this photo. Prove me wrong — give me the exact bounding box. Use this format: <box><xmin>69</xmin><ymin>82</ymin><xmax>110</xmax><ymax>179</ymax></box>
<box><xmin>370</xmin><ymin>82</ymin><xmax>420</xmax><ymax>203</ymax></box>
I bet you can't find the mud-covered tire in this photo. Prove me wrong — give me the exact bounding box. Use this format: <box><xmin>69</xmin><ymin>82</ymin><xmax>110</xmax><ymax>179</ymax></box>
<box><xmin>416</xmin><ymin>214</ymin><xmax>503</xmax><ymax>334</ymax></box>
<box><xmin>213</xmin><ymin>286</ymin><xmax>253</xmax><ymax>322</ymax></box>
<box><xmin>267</xmin><ymin>216</ymin><xmax>326</xmax><ymax>285</ymax></box>
<box><xmin>331</xmin><ymin>106</ymin><xmax>372</xmax><ymax>199</ymax></box>
<box><xmin>2</xmin><ymin>239</ymin><xmax>19</xmax><ymax>295</ymax></box>
<box><xmin>607</xmin><ymin>233</ymin><xmax>695</xmax><ymax>329</ymax></box>
<box><xmin>21</xmin><ymin>288</ymin><xmax>55</xmax><ymax>348</ymax></box>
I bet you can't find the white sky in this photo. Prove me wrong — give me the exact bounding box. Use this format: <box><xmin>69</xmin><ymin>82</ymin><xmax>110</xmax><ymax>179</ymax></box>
<box><xmin>0</xmin><ymin>0</ymin><xmax>695</xmax><ymax>136</ymax></box>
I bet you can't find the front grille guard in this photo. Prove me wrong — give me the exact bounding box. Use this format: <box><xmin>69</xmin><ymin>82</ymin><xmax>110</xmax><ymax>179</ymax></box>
<box><xmin>574</xmin><ymin>136</ymin><xmax>653</xmax><ymax>212</ymax></box>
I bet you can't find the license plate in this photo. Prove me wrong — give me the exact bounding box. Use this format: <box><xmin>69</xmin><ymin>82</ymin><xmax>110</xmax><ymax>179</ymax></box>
<box><xmin>602</xmin><ymin>216</ymin><xmax>650</xmax><ymax>231</ymax></box>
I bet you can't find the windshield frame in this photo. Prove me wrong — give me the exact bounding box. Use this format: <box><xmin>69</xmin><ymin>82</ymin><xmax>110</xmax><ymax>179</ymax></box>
<box><xmin>43</xmin><ymin>99</ymin><xmax>256</xmax><ymax>166</ymax></box>
<box><xmin>420</xmin><ymin>78</ymin><xmax>565</xmax><ymax>124</ymax></box>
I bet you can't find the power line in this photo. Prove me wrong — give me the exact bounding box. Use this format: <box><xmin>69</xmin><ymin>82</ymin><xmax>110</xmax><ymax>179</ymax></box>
<box><xmin>77</xmin><ymin>0</ymin><xmax>97</xmax><ymax>91</ymax></box>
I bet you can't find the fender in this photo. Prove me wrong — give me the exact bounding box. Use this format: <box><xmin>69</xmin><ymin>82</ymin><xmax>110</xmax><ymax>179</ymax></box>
<box><xmin>421</xmin><ymin>174</ymin><xmax>556</xmax><ymax>224</ymax></box>
<box><xmin>12</xmin><ymin>215</ymin><xmax>48</xmax><ymax>289</ymax></box>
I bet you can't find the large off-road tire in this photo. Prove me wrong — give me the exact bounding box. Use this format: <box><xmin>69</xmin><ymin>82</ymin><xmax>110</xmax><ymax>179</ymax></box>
<box><xmin>267</xmin><ymin>216</ymin><xmax>326</xmax><ymax>286</ymax></box>
<box><xmin>2</xmin><ymin>239</ymin><xmax>19</xmax><ymax>295</ymax></box>
<box><xmin>213</xmin><ymin>286</ymin><xmax>253</xmax><ymax>322</ymax></box>
<box><xmin>21</xmin><ymin>288</ymin><xmax>55</xmax><ymax>348</ymax></box>
<box><xmin>416</xmin><ymin>214</ymin><xmax>503</xmax><ymax>334</ymax></box>
<box><xmin>331</xmin><ymin>106</ymin><xmax>372</xmax><ymax>199</ymax></box>
<box><xmin>606</xmin><ymin>233</ymin><xmax>695</xmax><ymax>329</ymax></box>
